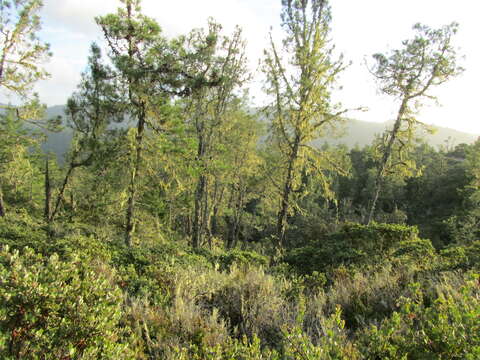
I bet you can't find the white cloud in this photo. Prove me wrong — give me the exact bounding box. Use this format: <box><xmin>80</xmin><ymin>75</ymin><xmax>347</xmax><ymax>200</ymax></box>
<box><xmin>35</xmin><ymin>55</ymin><xmax>83</xmax><ymax>105</ymax></box>
<box><xmin>41</xmin><ymin>0</ymin><xmax>117</xmax><ymax>36</ymax></box>
<box><xmin>38</xmin><ymin>0</ymin><xmax>280</xmax><ymax>106</ymax></box>
<box><xmin>35</xmin><ymin>0</ymin><xmax>480</xmax><ymax>134</ymax></box>
<box><xmin>330</xmin><ymin>0</ymin><xmax>480</xmax><ymax>134</ymax></box>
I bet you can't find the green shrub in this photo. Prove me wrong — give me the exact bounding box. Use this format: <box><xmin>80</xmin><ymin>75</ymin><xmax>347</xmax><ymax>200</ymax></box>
<box><xmin>216</xmin><ymin>249</ymin><xmax>268</xmax><ymax>271</ymax></box>
<box><xmin>112</xmin><ymin>242</ymin><xmax>213</xmax><ymax>302</ymax></box>
<box><xmin>338</xmin><ymin>222</ymin><xmax>418</xmax><ymax>253</ymax></box>
<box><xmin>302</xmin><ymin>271</ymin><xmax>328</xmax><ymax>293</ymax></box>
<box><xmin>359</xmin><ymin>275</ymin><xmax>480</xmax><ymax>359</ymax></box>
<box><xmin>208</xmin><ymin>266</ymin><xmax>288</xmax><ymax>347</ymax></box>
<box><xmin>168</xmin><ymin>336</ymin><xmax>277</xmax><ymax>360</ymax></box>
<box><xmin>124</xmin><ymin>296</ymin><xmax>230</xmax><ymax>359</ymax></box>
<box><xmin>325</xmin><ymin>264</ymin><xmax>417</xmax><ymax>329</ymax></box>
<box><xmin>0</xmin><ymin>246</ymin><xmax>131</xmax><ymax>359</ymax></box>
<box><xmin>440</xmin><ymin>246</ymin><xmax>468</xmax><ymax>270</ymax></box>
<box><xmin>0</xmin><ymin>213</ymin><xmax>114</xmax><ymax>265</ymax></box>
<box><xmin>112</xmin><ymin>242</ymin><xmax>213</xmax><ymax>272</ymax></box>
<box><xmin>0</xmin><ymin>212</ymin><xmax>47</xmax><ymax>253</ymax></box>
<box><xmin>391</xmin><ymin>238</ymin><xmax>436</xmax><ymax>267</ymax></box>
<box><xmin>53</xmin><ymin>233</ymin><xmax>113</xmax><ymax>264</ymax></box>
<box><xmin>284</xmin><ymin>222</ymin><xmax>419</xmax><ymax>274</ymax></box>
<box><xmin>440</xmin><ymin>241</ymin><xmax>480</xmax><ymax>271</ymax></box>
<box><xmin>281</xmin><ymin>307</ymin><xmax>360</xmax><ymax>360</ymax></box>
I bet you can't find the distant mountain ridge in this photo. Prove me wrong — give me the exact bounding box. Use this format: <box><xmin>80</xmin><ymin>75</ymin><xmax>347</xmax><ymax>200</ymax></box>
<box><xmin>318</xmin><ymin>118</ymin><xmax>478</xmax><ymax>149</ymax></box>
<box><xmin>41</xmin><ymin>105</ymin><xmax>478</xmax><ymax>160</ymax></box>
<box><xmin>42</xmin><ymin>105</ymin><xmax>73</xmax><ymax>160</ymax></box>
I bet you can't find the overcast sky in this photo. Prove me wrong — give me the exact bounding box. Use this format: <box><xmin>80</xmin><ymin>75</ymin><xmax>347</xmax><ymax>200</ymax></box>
<box><xmin>34</xmin><ymin>0</ymin><xmax>480</xmax><ymax>135</ymax></box>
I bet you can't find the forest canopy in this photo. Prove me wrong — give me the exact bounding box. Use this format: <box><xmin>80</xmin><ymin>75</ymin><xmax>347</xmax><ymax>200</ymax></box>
<box><xmin>0</xmin><ymin>0</ymin><xmax>479</xmax><ymax>359</ymax></box>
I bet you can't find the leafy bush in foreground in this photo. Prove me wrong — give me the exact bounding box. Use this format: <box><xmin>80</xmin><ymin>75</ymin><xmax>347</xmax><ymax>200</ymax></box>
<box><xmin>0</xmin><ymin>246</ymin><xmax>131</xmax><ymax>359</ymax></box>
<box><xmin>360</xmin><ymin>275</ymin><xmax>480</xmax><ymax>359</ymax></box>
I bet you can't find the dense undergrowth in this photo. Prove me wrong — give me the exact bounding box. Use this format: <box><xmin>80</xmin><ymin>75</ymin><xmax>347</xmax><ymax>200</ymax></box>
<box><xmin>1</xmin><ymin>212</ymin><xmax>479</xmax><ymax>359</ymax></box>
<box><xmin>1</xmin><ymin>0</ymin><xmax>479</xmax><ymax>358</ymax></box>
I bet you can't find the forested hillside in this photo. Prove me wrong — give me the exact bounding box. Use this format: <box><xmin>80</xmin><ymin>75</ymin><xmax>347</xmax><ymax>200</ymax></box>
<box><xmin>1</xmin><ymin>0</ymin><xmax>479</xmax><ymax>359</ymax></box>
<box><xmin>40</xmin><ymin>105</ymin><xmax>478</xmax><ymax>161</ymax></box>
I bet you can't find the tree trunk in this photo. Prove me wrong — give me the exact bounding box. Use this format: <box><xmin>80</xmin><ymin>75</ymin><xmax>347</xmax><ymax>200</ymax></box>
<box><xmin>192</xmin><ymin>132</ymin><xmax>207</xmax><ymax>249</ymax></box>
<box><xmin>192</xmin><ymin>174</ymin><xmax>206</xmax><ymax>248</ymax></box>
<box><xmin>235</xmin><ymin>189</ymin><xmax>245</xmax><ymax>248</ymax></box>
<box><xmin>211</xmin><ymin>206</ymin><xmax>218</xmax><ymax>237</ymax></box>
<box><xmin>203</xmin><ymin>178</ymin><xmax>211</xmax><ymax>249</ymax></box>
<box><xmin>210</xmin><ymin>180</ymin><xmax>223</xmax><ymax>237</ymax></box>
<box><xmin>233</xmin><ymin>220</ymin><xmax>242</xmax><ymax>249</ymax></box>
<box><xmin>228</xmin><ymin>186</ymin><xmax>245</xmax><ymax>249</ymax></box>
<box><xmin>276</xmin><ymin>138</ymin><xmax>300</xmax><ymax>248</ymax></box>
<box><xmin>226</xmin><ymin>216</ymin><xmax>235</xmax><ymax>249</ymax></box>
<box><xmin>44</xmin><ymin>159</ymin><xmax>51</xmax><ymax>222</ymax></box>
<box><xmin>367</xmin><ymin>97</ymin><xmax>408</xmax><ymax>224</ymax></box>
<box><xmin>367</xmin><ymin>181</ymin><xmax>382</xmax><ymax>225</ymax></box>
<box><xmin>49</xmin><ymin>164</ymin><xmax>76</xmax><ymax>224</ymax></box>
<box><xmin>0</xmin><ymin>186</ymin><xmax>5</xmax><ymax>218</ymax></box>
<box><xmin>125</xmin><ymin>108</ymin><xmax>146</xmax><ymax>246</ymax></box>
<box><xmin>69</xmin><ymin>192</ymin><xmax>76</xmax><ymax>222</ymax></box>
<box><xmin>0</xmin><ymin>45</ymin><xmax>7</xmax><ymax>84</ymax></box>
<box><xmin>186</xmin><ymin>214</ymin><xmax>192</xmax><ymax>236</ymax></box>
<box><xmin>123</xmin><ymin>1</ymin><xmax>145</xmax><ymax>247</ymax></box>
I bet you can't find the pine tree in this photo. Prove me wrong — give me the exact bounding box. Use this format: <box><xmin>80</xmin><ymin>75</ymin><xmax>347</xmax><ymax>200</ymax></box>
<box><xmin>183</xmin><ymin>22</ymin><xmax>248</xmax><ymax>249</ymax></box>
<box><xmin>263</xmin><ymin>0</ymin><xmax>347</xmax><ymax>248</ymax></box>
<box><xmin>47</xmin><ymin>43</ymin><xmax>123</xmax><ymax>224</ymax></box>
<box><xmin>367</xmin><ymin>23</ymin><xmax>463</xmax><ymax>223</ymax></box>
<box><xmin>0</xmin><ymin>0</ymin><xmax>51</xmax><ymax>217</ymax></box>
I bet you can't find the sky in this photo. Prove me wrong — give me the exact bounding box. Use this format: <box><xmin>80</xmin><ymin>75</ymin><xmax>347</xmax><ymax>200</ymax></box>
<box><xmin>33</xmin><ymin>0</ymin><xmax>480</xmax><ymax>135</ymax></box>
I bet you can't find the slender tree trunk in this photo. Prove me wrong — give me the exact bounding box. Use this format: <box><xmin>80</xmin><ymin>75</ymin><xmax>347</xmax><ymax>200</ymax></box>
<box><xmin>125</xmin><ymin>108</ymin><xmax>146</xmax><ymax>246</ymax></box>
<box><xmin>210</xmin><ymin>180</ymin><xmax>223</xmax><ymax>237</ymax></box>
<box><xmin>69</xmin><ymin>192</ymin><xmax>75</xmax><ymax>222</ymax></box>
<box><xmin>49</xmin><ymin>164</ymin><xmax>76</xmax><ymax>223</ymax></box>
<box><xmin>226</xmin><ymin>214</ymin><xmax>240</xmax><ymax>250</ymax></box>
<box><xmin>233</xmin><ymin>220</ymin><xmax>242</xmax><ymax>248</ymax></box>
<box><xmin>168</xmin><ymin>200</ymin><xmax>173</xmax><ymax>229</ymax></box>
<box><xmin>277</xmin><ymin>138</ymin><xmax>300</xmax><ymax>248</ymax></box>
<box><xmin>230</xmin><ymin>189</ymin><xmax>245</xmax><ymax>249</ymax></box>
<box><xmin>29</xmin><ymin>170</ymin><xmax>34</xmax><ymax>205</ymax></box>
<box><xmin>186</xmin><ymin>214</ymin><xmax>192</xmax><ymax>236</ymax></box>
<box><xmin>203</xmin><ymin>178</ymin><xmax>211</xmax><ymax>249</ymax></box>
<box><xmin>211</xmin><ymin>205</ymin><xmax>218</xmax><ymax>237</ymax></box>
<box><xmin>123</xmin><ymin>1</ymin><xmax>146</xmax><ymax>247</ymax></box>
<box><xmin>192</xmin><ymin>132</ymin><xmax>207</xmax><ymax>249</ymax></box>
<box><xmin>367</xmin><ymin>182</ymin><xmax>382</xmax><ymax>225</ymax></box>
<box><xmin>236</xmin><ymin>189</ymin><xmax>245</xmax><ymax>247</ymax></box>
<box><xmin>192</xmin><ymin>175</ymin><xmax>206</xmax><ymax>248</ymax></box>
<box><xmin>0</xmin><ymin>185</ymin><xmax>5</xmax><ymax>218</ymax></box>
<box><xmin>277</xmin><ymin>172</ymin><xmax>292</xmax><ymax>248</ymax></box>
<box><xmin>0</xmin><ymin>45</ymin><xmax>7</xmax><ymax>83</ymax></box>
<box><xmin>367</xmin><ymin>97</ymin><xmax>408</xmax><ymax>224</ymax></box>
<box><xmin>229</xmin><ymin>186</ymin><xmax>245</xmax><ymax>249</ymax></box>
<box><xmin>227</xmin><ymin>218</ymin><xmax>234</xmax><ymax>249</ymax></box>
<box><xmin>193</xmin><ymin>194</ymin><xmax>201</xmax><ymax>245</ymax></box>
<box><xmin>44</xmin><ymin>158</ymin><xmax>51</xmax><ymax>222</ymax></box>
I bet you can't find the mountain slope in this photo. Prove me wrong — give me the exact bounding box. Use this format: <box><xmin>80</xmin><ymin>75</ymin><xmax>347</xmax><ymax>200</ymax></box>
<box><xmin>41</xmin><ymin>105</ymin><xmax>478</xmax><ymax>160</ymax></box>
<box><xmin>42</xmin><ymin>105</ymin><xmax>73</xmax><ymax>160</ymax></box>
<box><xmin>318</xmin><ymin>118</ymin><xmax>478</xmax><ymax>149</ymax></box>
